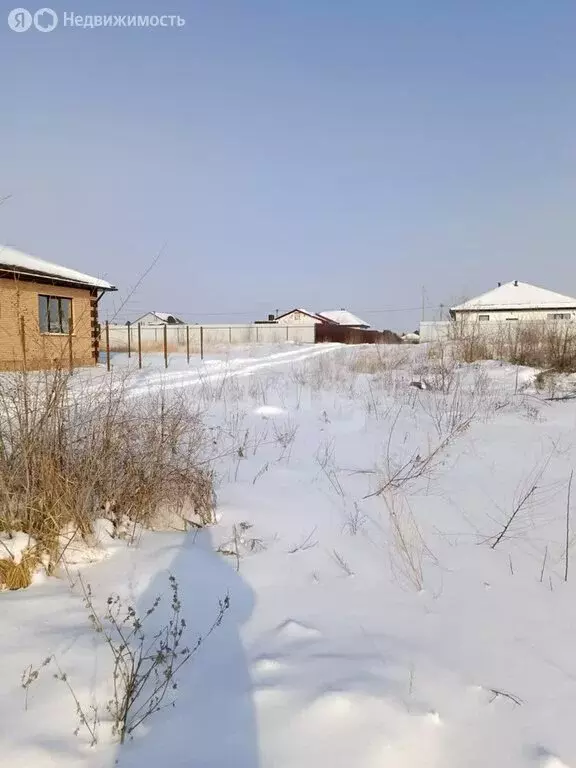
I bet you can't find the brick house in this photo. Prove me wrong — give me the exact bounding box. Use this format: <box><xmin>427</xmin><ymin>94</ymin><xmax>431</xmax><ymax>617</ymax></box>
<box><xmin>0</xmin><ymin>246</ymin><xmax>116</xmax><ymax>370</ymax></box>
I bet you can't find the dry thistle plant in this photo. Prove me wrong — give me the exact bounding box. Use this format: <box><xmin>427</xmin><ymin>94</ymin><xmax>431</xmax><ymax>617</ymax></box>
<box><xmin>22</xmin><ymin>574</ymin><xmax>230</xmax><ymax>746</ymax></box>
<box><xmin>417</xmin><ymin>383</ymin><xmax>478</xmax><ymax>441</ymax></box>
<box><xmin>287</xmin><ymin>526</ymin><xmax>319</xmax><ymax>554</ymax></box>
<box><xmin>218</xmin><ymin>521</ymin><xmax>266</xmax><ymax>570</ymax></box>
<box><xmin>488</xmin><ymin>449</ymin><xmax>557</xmax><ymax>549</ymax></box>
<box><xmin>382</xmin><ymin>492</ymin><xmax>434</xmax><ymax>591</ymax></box>
<box><xmin>364</xmin><ymin>411</ymin><xmax>465</xmax><ymax>501</ymax></box>
<box><xmin>343</xmin><ymin>502</ymin><xmax>367</xmax><ymax>536</ymax></box>
<box><xmin>272</xmin><ymin>418</ymin><xmax>299</xmax><ymax>462</ymax></box>
<box><xmin>315</xmin><ymin>439</ymin><xmax>346</xmax><ymax>498</ymax></box>
<box><xmin>331</xmin><ymin>548</ymin><xmax>355</xmax><ymax>577</ymax></box>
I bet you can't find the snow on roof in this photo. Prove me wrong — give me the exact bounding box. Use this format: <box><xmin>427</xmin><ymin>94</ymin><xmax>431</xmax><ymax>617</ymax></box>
<box><xmin>152</xmin><ymin>312</ymin><xmax>183</xmax><ymax>322</ymax></box>
<box><xmin>275</xmin><ymin>308</ymin><xmax>326</xmax><ymax>321</ymax></box>
<box><xmin>0</xmin><ymin>245</ymin><xmax>115</xmax><ymax>290</ymax></box>
<box><xmin>292</xmin><ymin>308</ymin><xmax>317</xmax><ymax>318</ymax></box>
<box><xmin>451</xmin><ymin>281</ymin><xmax>576</xmax><ymax>312</ymax></box>
<box><xmin>318</xmin><ymin>309</ymin><xmax>370</xmax><ymax>327</ymax></box>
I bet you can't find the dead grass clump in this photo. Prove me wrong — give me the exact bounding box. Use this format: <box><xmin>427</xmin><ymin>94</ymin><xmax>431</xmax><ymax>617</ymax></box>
<box><xmin>448</xmin><ymin>321</ymin><xmax>576</xmax><ymax>372</ymax></box>
<box><xmin>456</xmin><ymin>336</ymin><xmax>491</xmax><ymax>364</ymax></box>
<box><xmin>384</xmin><ymin>493</ymin><xmax>433</xmax><ymax>591</ymax></box>
<box><xmin>534</xmin><ymin>369</ymin><xmax>559</xmax><ymax>397</ymax></box>
<box><xmin>293</xmin><ymin>353</ymin><xmax>357</xmax><ymax>395</ymax></box>
<box><xmin>541</xmin><ymin>324</ymin><xmax>576</xmax><ymax>372</ymax></box>
<box><xmin>109</xmin><ymin>340</ymin><xmax>181</xmax><ymax>354</ymax></box>
<box><xmin>417</xmin><ymin>344</ymin><xmax>460</xmax><ymax>393</ymax></box>
<box><xmin>0</xmin><ymin>548</ymin><xmax>39</xmax><ymax>590</ymax></box>
<box><xmin>0</xmin><ymin>369</ymin><xmax>214</xmax><ymax>581</ymax></box>
<box><xmin>349</xmin><ymin>347</ymin><xmax>411</xmax><ymax>375</ymax></box>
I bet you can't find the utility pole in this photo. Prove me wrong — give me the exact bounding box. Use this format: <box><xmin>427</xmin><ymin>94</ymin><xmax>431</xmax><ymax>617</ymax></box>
<box><xmin>421</xmin><ymin>286</ymin><xmax>426</xmax><ymax>322</ymax></box>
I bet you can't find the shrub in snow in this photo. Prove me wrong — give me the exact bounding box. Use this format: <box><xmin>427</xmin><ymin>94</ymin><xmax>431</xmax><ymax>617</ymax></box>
<box><xmin>443</xmin><ymin>319</ymin><xmax>576</xmax><ymax>372</ymax></box>
<box><xmin>0</xmin><ymin>368</ymin><xmax>214</xmax><ymax>585</ymax></box>
<box><xmin>22</xmin><ymin>574</ymin><xmax>230</xmax><ymax>746</ymax></box>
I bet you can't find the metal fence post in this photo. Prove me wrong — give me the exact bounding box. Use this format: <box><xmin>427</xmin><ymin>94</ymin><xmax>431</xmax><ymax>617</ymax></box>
<box><xmin>127</xmin><ymin>320</ymin><xmax>131</xmax><ymax>358</ymax></box>
<box><xmin>137</xmin><ymin>323</ymin><xmax>142</xmax><ymax>369</ymax></box>
<box><xmin>163</xmin><ymin>324</ymin><xmax>168</xmax><ymax>368</ymax></box>
<box><xmin>105</xmin><ymin>320</ymin><xmax>111</xmax><ymax>372</ymax></box>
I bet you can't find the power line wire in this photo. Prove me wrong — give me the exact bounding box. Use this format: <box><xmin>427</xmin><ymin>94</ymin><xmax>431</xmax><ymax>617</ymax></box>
<box><xmin>110</xmin><ymin>244</ymin><xmax>167</xmax><ymax>322</ymax></box>
<box><xmin>109</xmin><ymin>304</ymin><xmax>442</xmax><ymax>318</ymax></box>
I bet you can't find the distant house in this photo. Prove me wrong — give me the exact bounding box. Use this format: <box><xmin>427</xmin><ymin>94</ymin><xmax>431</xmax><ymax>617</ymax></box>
<box><xmin>0</xmin><ymin>245</ymin><xmax>116</xmax><ymax>370</ymax></box>
<box><xmin>274</xmin><ymin>308</ymin><xmax>371</xmax><ymax>328</ymax></box>
<box><xmin>317</xmin><ymin>309</ymin><xmax>370</xmax><ymax>329</ymax></box>
<box><xmin>274</xmin><ymin>309</ymin><xmax>328</xmax><ymax>326</ymax></box>
<box><xmin>450</xmin><ymin>281</ymin><xmax>576</xmax><ymax>324</ymax></box>
<box><xmin>133</xmin><ymin>311</ymin><xmax>185</xmax><ymax>325</ymax></box>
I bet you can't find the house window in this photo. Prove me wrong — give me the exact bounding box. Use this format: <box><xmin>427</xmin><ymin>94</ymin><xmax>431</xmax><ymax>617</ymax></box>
<box><xmin>547</xmin><ymin>313</ymin><xmax>571</xmax><ymax>320</ymax></box>
<box><xmin>478</xmin><ymin>314</ymin><xmax>490</xmax><ymax>321</ymax></box>
<box><xmin>39</xmin><ymin>295</ymin><xmax>72</xmax><ymax>334</ymax></box>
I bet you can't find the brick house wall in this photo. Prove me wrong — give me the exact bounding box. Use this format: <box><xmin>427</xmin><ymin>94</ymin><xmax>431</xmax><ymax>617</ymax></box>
<box><xmin>0</xmin><ymin>274</ymin><xmax>99</xmax><ymax>370</ymax></box>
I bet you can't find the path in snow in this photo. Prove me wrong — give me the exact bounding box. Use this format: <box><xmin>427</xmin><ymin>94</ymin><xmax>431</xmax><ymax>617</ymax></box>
<box><xmin>113</xmin><ymin>344</ymin><xmax>343</xmax><ymax>398</ymax></box>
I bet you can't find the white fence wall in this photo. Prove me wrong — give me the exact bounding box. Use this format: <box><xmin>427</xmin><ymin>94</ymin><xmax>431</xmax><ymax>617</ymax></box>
<box><xmin>105</xmin><ymin>323</ymin><xmax>316</xmax><ymax>352</ymax></box>
<box><xmin>419</xmin><ymin>321</ymin><xmax>452</xmax><ymax>342</ymax></box>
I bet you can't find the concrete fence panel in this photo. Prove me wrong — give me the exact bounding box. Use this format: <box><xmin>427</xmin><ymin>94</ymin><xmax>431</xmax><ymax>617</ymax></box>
<box><xmin>105</xmin><ymin>322</ymin><xmax>316</xmax><ymax>355</ymax></box>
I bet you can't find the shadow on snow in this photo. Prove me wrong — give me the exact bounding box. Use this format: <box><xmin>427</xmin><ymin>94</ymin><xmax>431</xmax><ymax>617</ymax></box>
<box><xmin>117</xmin><ymin>528</ymin><xmax>258</xmax><ymax>768</ymax></box>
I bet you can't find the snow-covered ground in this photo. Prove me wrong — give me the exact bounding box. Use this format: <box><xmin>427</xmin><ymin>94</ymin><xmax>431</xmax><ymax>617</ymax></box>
<box><xmin>2</xmin><ymin>343</ymin><xmax>576</xmax><ymax>768</ymax></box>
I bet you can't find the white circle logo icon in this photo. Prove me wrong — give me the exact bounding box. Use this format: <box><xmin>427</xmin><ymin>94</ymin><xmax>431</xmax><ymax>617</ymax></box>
<box><xmin>7</xmin><ymin>7</ymin><xmax>32</xmax><ymax>31</ymax></box>
<box><xmin>33</xmin><ymin>7</ymin><xmax>57</xmax><ymax>31</ymax></box>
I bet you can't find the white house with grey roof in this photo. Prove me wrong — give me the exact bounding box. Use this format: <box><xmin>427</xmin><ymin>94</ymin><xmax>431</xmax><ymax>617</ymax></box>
<box><xmin>449</xmin><ymin>281</ymin><xmax>576</xmax><ymax>324</ymax></box>
<box><xmin>420</xmin><ymin>280</ymin><xmax>576</xmax><ymax>343</ymax></box>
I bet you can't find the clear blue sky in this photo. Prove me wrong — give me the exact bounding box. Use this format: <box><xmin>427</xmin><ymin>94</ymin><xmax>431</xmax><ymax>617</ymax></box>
<box><xmin>1</xmin><ymin>0</ymin><xmax>575</xmax><ymax>331</ymax></box>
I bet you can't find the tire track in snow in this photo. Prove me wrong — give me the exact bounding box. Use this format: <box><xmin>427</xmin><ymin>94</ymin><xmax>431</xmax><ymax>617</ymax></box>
<box><xmin>133</xmin><ymin>345</ymin><xmax>336</xmax><ymax>388</ymax></box>
<box><xmin>125</xmin><ymin>344</ymin><xmax>342</xmax><ymax>398</ymax></box>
